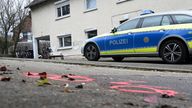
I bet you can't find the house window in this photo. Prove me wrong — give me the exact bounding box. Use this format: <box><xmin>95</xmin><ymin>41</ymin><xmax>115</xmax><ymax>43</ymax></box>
<box><xmin>85</xmin><ymin>0</ymin><xmax>96</xmax><ymax>10</ymax></box>
<box><xmin>86</xmin><ymin>30</ymin><xmax>97</xmax><ymax>39</ymax></box>
<box><xmin>58</xmin><ymin>35</ymin><xmax>72</xmax><ymax>48</ymax></box>
<box><xmin>56</xmin><ymin>0</ymin><xmax>70</xmax><ymax>18</ymax></box>
<box><xmin>22</xmin><ymin>32</ymin><xmax>28</xmax><ymax>41</ymax></box>
<box><xmin>57</xmin><ymin>8</ymin><xmax>62</xmax><ymax>17</ymax></box>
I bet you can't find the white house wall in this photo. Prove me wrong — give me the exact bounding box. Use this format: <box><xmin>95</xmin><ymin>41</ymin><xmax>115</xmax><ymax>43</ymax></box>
<box><xmin>31</xmin><ymin>0</ymin><xmax>192</xmax><ymax>56</ymax></box>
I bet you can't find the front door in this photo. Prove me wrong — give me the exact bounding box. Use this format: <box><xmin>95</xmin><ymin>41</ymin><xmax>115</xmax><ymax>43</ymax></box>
<box><xmin>103</xmin><ymin>33</ymin><xmax>134</xmax><ymax>55</ymax></box>
<box><xmin>102</xmin><ymin>18</ymin><xmax>140</xmax><ymax>55</ymax></box>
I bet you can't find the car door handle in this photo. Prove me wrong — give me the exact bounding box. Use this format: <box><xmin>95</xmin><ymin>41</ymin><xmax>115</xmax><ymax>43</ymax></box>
<box><xmin>128</xmin><ymin>32</ymin><xmax>133</xmax><ymax>35</ymax></box>
<box><xmin>159</xmin><ymin>29</ymin><xmax>166</xmax><ymax>32</ymax></box>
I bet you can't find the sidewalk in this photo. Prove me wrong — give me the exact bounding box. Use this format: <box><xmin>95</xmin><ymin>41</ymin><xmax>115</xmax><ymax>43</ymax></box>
<box><xmin>1</xmin><ymin>56</ymin><xmax>192</xmax><ymax>73</ymax></box>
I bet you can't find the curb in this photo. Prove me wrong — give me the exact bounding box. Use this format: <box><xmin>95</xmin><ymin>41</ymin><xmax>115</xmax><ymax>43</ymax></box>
<box><xmin>1</xmin><ymin>57</ymin><xmax>192</xmax><ymax>73</ymax></box>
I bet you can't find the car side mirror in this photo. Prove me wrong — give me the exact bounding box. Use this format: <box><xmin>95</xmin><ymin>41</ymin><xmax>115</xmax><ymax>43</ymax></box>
<box><xmin>111</xmin><ymin>27</ymin><xmax>117</xmax><ymax>33</ymax></box>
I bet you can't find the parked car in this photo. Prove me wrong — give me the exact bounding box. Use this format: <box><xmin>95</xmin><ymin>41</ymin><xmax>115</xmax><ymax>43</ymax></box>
<box><xmin>82</xmin><ymin>10</ymin><xmax>192</xmax><ymax>64</ymax></box>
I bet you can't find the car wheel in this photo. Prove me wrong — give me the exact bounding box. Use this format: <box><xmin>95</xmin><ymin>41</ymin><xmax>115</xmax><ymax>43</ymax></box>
<box><xmin>160</xmin><ymin>39</ymin><xmax>188</xmax><ymax>64</ymax></box>
<box><xmin>84</xmin><ymin>44</ymin><xmax>100</xmax><ymax>61</ymax></box>
<box><xmin>112</xmin><ymin>57</ymin><xmax>124</xmax><ymax>62</ymax></box>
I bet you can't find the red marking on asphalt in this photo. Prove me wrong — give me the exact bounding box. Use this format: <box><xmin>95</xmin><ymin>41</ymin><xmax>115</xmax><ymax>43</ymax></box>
<box><xmin>110</xmin><ymin>81</ymin><xmax>178</xmax><ymax>96</ymax></box>
<box><xmin>23</xmin><ymin>72</ymin><xmax>95</xmax><ymax>82</ymax></box>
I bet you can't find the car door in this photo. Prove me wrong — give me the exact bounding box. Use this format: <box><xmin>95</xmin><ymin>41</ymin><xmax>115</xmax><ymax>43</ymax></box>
<box><xmin>104</xmin><ymin>19</ymin><xmax>139</xmax><ymax>55</ymax></box>
<box><xmin>134</xmin><ymin>15</ymin><xmax>172</xmax><ymax>53</ymax></box>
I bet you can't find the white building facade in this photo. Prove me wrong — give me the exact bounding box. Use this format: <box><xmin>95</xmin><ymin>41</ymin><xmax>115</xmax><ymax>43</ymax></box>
<box><xmin>29</xmin><ymin>0</ymin><xmax>192</xmax><ymax>59</ymax></box>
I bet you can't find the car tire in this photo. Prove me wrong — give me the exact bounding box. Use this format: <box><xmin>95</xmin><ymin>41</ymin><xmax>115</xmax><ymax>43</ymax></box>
<box><xmin>160</xmin><ymin>39</ymin><xmax>188</xmax><ymax>64</ymax></box>
<box><xmin>84</xmin><ymin>43</ymin><xmax>100</xmax><ymax>61</ymax></box>
<box><xmin>112</xmin><ymin>57</ymin><xmax>124</xmax><ymax>62</ymax></box>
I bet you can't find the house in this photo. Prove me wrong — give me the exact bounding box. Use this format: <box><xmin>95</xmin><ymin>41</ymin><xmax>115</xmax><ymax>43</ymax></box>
<box><xmin>28</xmin><ymin>0</ymin><xmax>192</xmax><ymax>59</ymax></box>
<box><xmin>13</xmin><ymin>14</ymin><xmax>50</xmax><ymax>58</ymax></box>
<box><xmin>11</xmin><ymin>14</ymin><xmax>33</xmax><ymax>58</ymax></box>
<box><xmin>16</xmin><ymin>15</ymin><xmax>32</xmax><ymax>42</ymax></box>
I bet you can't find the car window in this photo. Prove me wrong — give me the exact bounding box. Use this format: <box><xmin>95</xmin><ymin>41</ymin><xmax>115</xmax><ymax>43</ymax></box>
<box><xmin>161</xmin><ymin>16</ymin><xmax>171</xmax><ymax>26</ymax></box>
<box><xmin>117</xmin><ymin>19</ymin><xmax>139</xmax><ymax>31</ymax></box>
<box><xmin>173</xmin><ymin>15</ymin><xmax>192</xmax><ymax>24</ymax></box>
<box><xmin>142</xmin><ymin>16</ymin><xmax>163</xmax><ymax>28</ymax></box>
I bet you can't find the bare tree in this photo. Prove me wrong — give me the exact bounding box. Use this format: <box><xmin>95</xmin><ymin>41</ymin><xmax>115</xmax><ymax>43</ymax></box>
<box><xmin>12</xmin><ymin>0</ymin><xmax>31</xmax><ymax>56</ymax></box>
<box><xmin>0</xmin><ymin>0</ymin><xmax>15</xmax><ymax>54</ymax></box>
<box><xmin>0</xmin><ymin>0</ymin><xmax>31</xmax><ymax>55</ymax></box>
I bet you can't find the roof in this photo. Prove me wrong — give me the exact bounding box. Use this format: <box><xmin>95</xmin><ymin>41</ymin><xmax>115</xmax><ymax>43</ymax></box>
<box><xmin>26</xmin><ymin>0</ymin><xmax>48</xmax><ymax>8</ymax></box>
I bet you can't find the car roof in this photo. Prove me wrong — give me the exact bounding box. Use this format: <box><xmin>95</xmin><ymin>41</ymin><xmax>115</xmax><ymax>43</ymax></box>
<box><xmin>132</xmin><ymin>10</ymin><xmax>192</xmax><ymax>20</ymax></box>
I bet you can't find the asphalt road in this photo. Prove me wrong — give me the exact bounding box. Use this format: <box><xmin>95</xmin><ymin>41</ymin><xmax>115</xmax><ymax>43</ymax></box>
<box><xmin>0</xmin><ymin>59</ymin><xmax>192</xmax><ymax>108</ymax></box>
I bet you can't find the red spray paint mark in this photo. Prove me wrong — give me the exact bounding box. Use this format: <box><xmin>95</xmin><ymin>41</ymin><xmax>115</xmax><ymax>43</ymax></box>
<box><xmin>110</xmin><ymin>81</ymin><xmax>178</xmax><ymax>96</ymax></box>
<box><xmin>23</xmin><ymin>72</ymin><xmax>95</xmax><ymax>83</ymax></box>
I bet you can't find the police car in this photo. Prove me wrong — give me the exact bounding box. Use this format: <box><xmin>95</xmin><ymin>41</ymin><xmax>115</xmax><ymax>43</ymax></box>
<box><xmin>82</xmin><ymin>10</ymin><xmax>192</xmax><ymax>64</ymax></box>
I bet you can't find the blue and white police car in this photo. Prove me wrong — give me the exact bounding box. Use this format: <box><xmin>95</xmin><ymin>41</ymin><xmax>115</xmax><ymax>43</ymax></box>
<box><xmin>82</xmin><ymin>10</ymin><xmax>192</xmax><ymax>64</ymax></box>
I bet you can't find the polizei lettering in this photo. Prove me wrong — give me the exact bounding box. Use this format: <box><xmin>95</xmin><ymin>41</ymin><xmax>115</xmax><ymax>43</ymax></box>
<box><xmin>109</xmin><ymin>39</ymin><xmax>128</xmax><ymax>45</ymax></box>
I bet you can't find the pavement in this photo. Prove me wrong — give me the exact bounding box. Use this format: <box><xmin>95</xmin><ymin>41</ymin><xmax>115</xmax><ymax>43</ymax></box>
<box><xmin>0</xmin><ymin>59</ymin><xmax>192</xmax><ymax>108</ymax></box>
<box><xmin>0</xmin><ymin>56</ymin><xmax>192</xmax><ymax>73</ymax></box>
